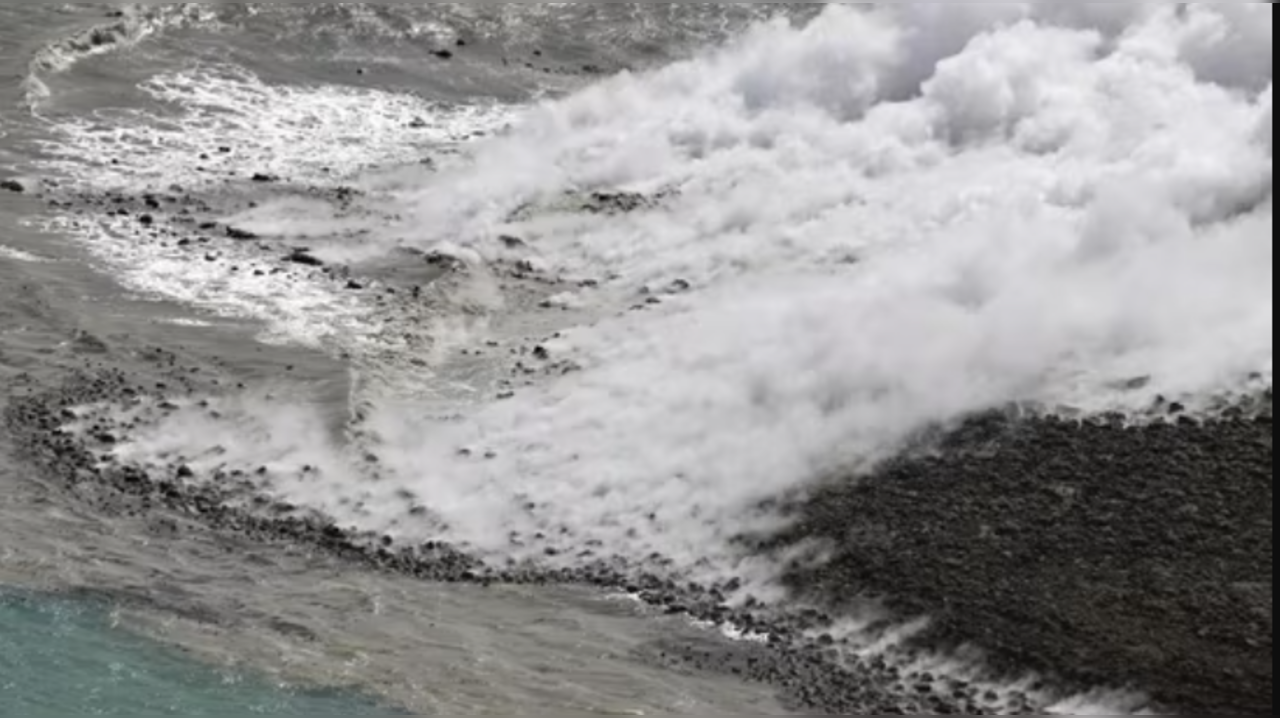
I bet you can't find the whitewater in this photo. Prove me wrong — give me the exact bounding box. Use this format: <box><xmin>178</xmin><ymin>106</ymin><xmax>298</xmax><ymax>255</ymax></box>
<box><xmin>1</xmin><ymin>2</ymin><xmax>1272</xmax><ymax>715</ymax></box>
<box><xmin>87</xmin><ymin>1</ymin><xmax>1273</xmax><ymax>575</ymax></box>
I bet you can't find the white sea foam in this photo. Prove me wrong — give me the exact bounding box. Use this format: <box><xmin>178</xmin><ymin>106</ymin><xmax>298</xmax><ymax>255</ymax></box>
<box><xmin>71</xmin><ymin>5</ymin><xmax>1271</xmax><ymax>713</ymax></box>
<box><xmin>36</xmin><ymin>65</ymin><xmax>513</xmax><ymax>353</ymax></box>
<box><xmin>38</xmin><ymin>65</ymin><xmax>513</xmax><ymax>192</ymax></box>
<box><xmin>804</xmin><ymin>611</ymin><xmax>1161</xmax><ymax>715</ymax></box>
<box><xmin>0</xmin><ymin>245</ymin><xmax>52</xmax><ymax>264</ymax></box>
<box><xmin>23</xmin><ymin>5</ymin><xmax>220</xmax><ymax>112</ymax></box>
<box><xmin>93</xmin><ymin>1</ymin><xmax>1273</xmax><ymax>588</ymax></box>
<box><xmin>37</xmin><ymin>213</ymin><xmax>363</xmax><ymax>348</ymax></box>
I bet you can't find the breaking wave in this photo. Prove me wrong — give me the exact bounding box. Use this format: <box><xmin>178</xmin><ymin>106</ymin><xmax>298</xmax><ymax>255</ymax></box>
<box><xmin>21</xmin><ymin>5</ymin><xmax>218</xmax><ymax>112</ymax></box>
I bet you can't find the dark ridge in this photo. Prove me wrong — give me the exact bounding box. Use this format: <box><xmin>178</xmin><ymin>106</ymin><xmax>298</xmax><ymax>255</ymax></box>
<box><xmin>762</xmin><ymin>406</ymin><xmax>1274</xmax><ymax>715</ymax></box>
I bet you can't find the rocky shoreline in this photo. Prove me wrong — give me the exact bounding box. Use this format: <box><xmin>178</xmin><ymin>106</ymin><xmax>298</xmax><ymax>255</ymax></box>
<box><xmin>0</xmin><ymin>368</ymin><xmax>1000</xmax><ymax>715</ymax></box>
<box><xmin>4</xmin><ymin>353</ymin><xmax>1272</xmax><ymax>714</ymax></box>
<box><xmin>5</xmin><ymin>174</ymin><xmax>1271</xmax><ymax>716</ymax></box>
<box><xmin>765</xmin><ymin>405</ymin><xmax>1274</xmax><ymax>714</ymax></box>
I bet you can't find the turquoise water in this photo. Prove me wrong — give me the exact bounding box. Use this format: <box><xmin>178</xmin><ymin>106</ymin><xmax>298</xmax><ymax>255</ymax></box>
<box><xmin>0</xmin><ymin>590</ymin><xmax>409</xmax><ymax>716</ymax></box>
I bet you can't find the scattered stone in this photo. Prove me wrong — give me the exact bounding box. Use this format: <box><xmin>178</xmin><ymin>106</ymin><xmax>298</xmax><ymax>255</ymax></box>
<box><xmin>1</xmin><ymin>179</ymin><xmax>27</xmax><ymax>194</ymax></box>
<box><xmin>432</xmin><ymin>49</ymin><xmax>454</xmax><ymax>60</ymax></box>
<box><xmin>424</xmin><ymin>250</ymin><xmax>466</xmax><ymax>272</ymax></box>
<box><xmin>285</xmin><ymin>250</ymin><xmax>324</xmax><ymax>267</ymax></box>
<box><xmin>71</xmin><ymin>331</ymin><xmax>109</xmax><ymax>355</ymax></box>
<box><xmin>2</xmin><ymin>363</ymin><xmax>1267</xmax><ymax>716</ymax></box>
<box><xmin>226</xmin><ymin>226</ymin><xmax>259</xmax><ymax>241</ymax></box>
<box><xmin>768</xmin><ymin>404</ymin><xmax>1273</xmax><ymax>715</ymax></box>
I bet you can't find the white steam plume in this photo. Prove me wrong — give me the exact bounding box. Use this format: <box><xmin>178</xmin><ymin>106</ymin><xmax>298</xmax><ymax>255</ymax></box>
<box><xmin>119</xmin><ymin>3</ymin><xmax>1273</xmax><ymax>583</ymax></box>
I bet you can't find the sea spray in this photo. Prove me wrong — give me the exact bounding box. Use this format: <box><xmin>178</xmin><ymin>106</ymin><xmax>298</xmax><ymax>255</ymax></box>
<box><xmin>89</xmin><ymin>1</ymin><xmax>1274</xmax><ymax>583</ymax></box>
<box><xmin>258</xmin><ymin>2</ymin><xmax>1273</xmax><ymax>575</ymax></box>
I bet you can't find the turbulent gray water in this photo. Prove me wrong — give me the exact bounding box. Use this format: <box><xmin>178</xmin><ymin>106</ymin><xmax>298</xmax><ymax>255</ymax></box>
<box><xmin>0</xmin><ymin>3</ymin><xmax>1271</xmax><ymax>715</ymax></box>
<box><xmin>0</xmin><ymin>5</ymin><xmax>808</xmax><ymax>714</ymax></box>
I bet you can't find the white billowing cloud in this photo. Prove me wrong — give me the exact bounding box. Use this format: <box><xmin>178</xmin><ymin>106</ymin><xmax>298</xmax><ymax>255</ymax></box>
<box><xmin>119</xmin><ymin>3</ymin><xmax>1275</xmax><ymax>583</ymax></box>
<box><xmin>1258</xmin><ymin>85</ymin><xmax>1274</xmax><ymax>154</ymax></box>
<box><xmin>249</xmin><ymin>2</ymin><xmax>1265</xmax><ymax>574</ymax></box>
<box><xmin>1175</xmin><ymin>2</ymin><xmax>1274</xmax><ymax>91</ymax></box>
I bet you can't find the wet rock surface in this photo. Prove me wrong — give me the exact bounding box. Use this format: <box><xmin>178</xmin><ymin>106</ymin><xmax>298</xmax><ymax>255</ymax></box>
<box><xmin>8</xmin><ymin>178</ymin><xmax>1272</xmax><ymax>715</ymax></box>
<box><xmin>506</xmin><ymin>188</ymin><xmax>678</xmax><ymax>223</ymax></box>
<box><xmin>0</xmin><ymin>367</ymin><xmax>1035</xmax><ymax>714</ymax></box>
<box><xmin>5</xmin><ymin>357</ymin><xmax>1272</xmax><ymax>713</ymax></box>
<box><xmin>764</xmin><ymin>407</ymin><xmax>1274</xmax><ymax>715</ymax></box>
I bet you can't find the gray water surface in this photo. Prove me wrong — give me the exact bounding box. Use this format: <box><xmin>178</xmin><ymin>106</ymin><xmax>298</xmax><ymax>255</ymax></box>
<box><xmin>0</xmin><ymin>5</ymin><xmax>801</xmax><ymax>714</ymax></box>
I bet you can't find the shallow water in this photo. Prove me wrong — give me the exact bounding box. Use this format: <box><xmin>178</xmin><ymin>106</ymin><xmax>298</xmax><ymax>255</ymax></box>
<box><xmin>0</xmin><ymin>5</ymin><xmax>800</xmax><ymax>714</ymax></box>
<box><xmin>0</xmin><ymin>590</ymin><xmax>407</xmax><ymax>716</ymax></box>
<box><xmin>0</xmin><ymin>3</ymin><xmax>1271</xmax><ymax>715</ymax></box>
<box><xmin>0</xmin><ymin>455</ymin><xmax>794</xmax><ymax>715</ymax></box>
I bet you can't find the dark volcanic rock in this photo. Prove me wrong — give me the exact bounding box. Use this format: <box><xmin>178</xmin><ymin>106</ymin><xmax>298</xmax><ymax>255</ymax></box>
<box><xmin>766</xmin><ymin>408</ymin><xmax>1274</xmax><ymax>715</ymax></box>
<box><xmin>285</xmin><ymin>249</ymin><xmax>324</xmax><ymax>267</ymax></box>
<box><xmin>1</xmin><ymin>178</ymin><xmax>27</xmax><ymax>194</ymax></box>
<box><xmin>585</xmin><ymin>190</ymin><xmax>655</xmax><ymax>214</ymax></box>
<box><xmin>71</xmin><ymin>331</ymin><xmax>110</xmax><ymax>355</ymax></box>
<box><xmin>4</xmin><ymin>362</ymin><xmax>1269</xmax><ymax>715</ymax></box>
<box><xmin>226</xmin><ymin>226</ymin><xmax>259</xmax><ymax>241</ymax></box>
<box><xmin>0</xmin><ymin>368</ymin><xmax>966</xmax><ymax>714</ymax></box>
